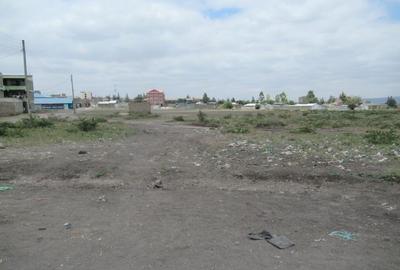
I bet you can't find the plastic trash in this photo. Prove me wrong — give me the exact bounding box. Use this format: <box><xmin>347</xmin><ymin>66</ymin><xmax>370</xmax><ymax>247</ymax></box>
<box><xmin>0</xmin><ymin>184</ymin><xmax>14</xmax><ymax>191</ymax></box>
<box><xmin>329</xmin><ymin>230</ymin><xmax>354</xmax><ymax>240</ymax></box>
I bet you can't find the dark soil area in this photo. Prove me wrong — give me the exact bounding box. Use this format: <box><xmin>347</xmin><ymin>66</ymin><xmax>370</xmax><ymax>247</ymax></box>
<box><xmin>1</xmin><ymin>120</ymin><xmax>399</xmax><ymax>270</ymax></box>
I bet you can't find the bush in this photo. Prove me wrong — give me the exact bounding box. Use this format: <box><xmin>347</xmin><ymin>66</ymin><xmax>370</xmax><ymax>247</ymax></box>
<box><xmin>17</xmin><ymin>117</ymin><xmax>54</xmax><ymax>128</ymax></box>
<box><xmin>197</xmin><ymin>110</ymin><xmax>207</xmax><ymax>123</ymax></box>
<box><xmin>173</xmin><ymin>116</ymin><xmax>185</xmax><ymax>122</ymax></box>
<box><xmin>77</xmin><ymin>118</ymin><xmax>98</xmax><ymax>132</ymax></box>
<box><xmin>365</xmin><ymin>129</ymin><xmax>398</xmax><ymax>145</ymax></box>
<box><xmin>223</xmin><ymin>101</ymin><xmax>233</xmax><ymax>109</ymax></box>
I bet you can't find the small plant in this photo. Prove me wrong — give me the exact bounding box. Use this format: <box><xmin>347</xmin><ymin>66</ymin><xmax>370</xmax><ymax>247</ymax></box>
<box><xmin>197</xmin><ymin>110</ymin><xmax>207</xmax><ymax>123</ymax></box>
<box><xmin>365</xmin><ymin>129</ymin><xmax>398</xmax><ymax>145</ymax></box>
<box><xmin>95</xmin><ymin>170</ymin><xmax>107</xmax><ymax>178</ymax></box>
<box><xmin>77</xmin><ymin>118</ymin><xmax>98</xmax><ymax>132</ymax></box>
<box><xmin>173</xmin><ymin>116</ymin><xmax>185</xmax><ymax>122</ymax></box>
<box><xmin>223</xmin><ymin>114</ymin><xmax>232</xmax><ymax>119</ymax></box>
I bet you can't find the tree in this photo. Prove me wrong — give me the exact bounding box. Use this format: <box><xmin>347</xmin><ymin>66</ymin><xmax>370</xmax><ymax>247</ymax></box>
<box><xmin>305</xmin><ymin>90</ymin><xmax>318</xmax><ymax>103</ymax></box>
<box><xmin>124</xmin><ymin>94</ymin><xmax>130</xmax><ymax>103</ymax></box>
<box><xmin>259</xmin><ymin>91</ymin><xmax>265</xmax><ymax>102</ymax></box>
<box><xmin>318</xmin><ymin>98</ymin><xmax>325</xmax><ymax>105</ymax></box>
<box><xmin>288</xmin><ymin>100</ymin><xmax>295</xmax><ymax>105</ymax></box>
<box><xmin>386</xmin><ymin>96</ymin><xmax>398</xmax><ymax>108</ymax></box>
<box><xmin>134</xmin><ymin>94</ymin><xmax>144</xmax><ymax>102</ymax></box>
<box><xmin>211</xmin><ymin>97</ymin><xmax>216</xmax><ymax>102</ymax></box>
<box><xmin>327</xmin><ymin>96</ymin><xmax>336</xmax><ymax>104</ymax></box>
<box><xmin>231</xmin><ymin>97</ymin><xmax>236</xmax><ymax>103</ymax></box>
<box><xmin>202</xmin><ymin>93</ymin><xmax>210</xmax><ymax>103</ymax></box>
<box><xmin>275</xmin><ymin>92</ymin><xmax>288</xmax><ymax>104</ymax></box>
<box><xmin>345</xmin><ymin>96</ymin><xmax>362</xmax><ymax>111</ymax></box>
<box><xmin>339</xmin><ymin>92</ymin><xmax>348</xmax><ymax>104</ymax></box>
<box><xmin>251</xmin><ymin>96</ymin><xmax>256</xmax><ymax>103</ymax></box>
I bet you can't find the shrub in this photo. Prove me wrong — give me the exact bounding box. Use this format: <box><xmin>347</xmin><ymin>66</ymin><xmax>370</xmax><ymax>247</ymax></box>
<box><xmin>77</xmin><ymin>118</ymin><xmax>98</xmax><ymax>132</ymax></box>
<box><xmin>173</xmin><ymin>116</ymin><xmax>185</xmax><ymax>122</ymax></box>
<box><xmin>365</xmin><ymin>129</ymin><xmax>398</xmax><ymax>145</ymax></box>
<box><xmin>197</xmin><ymin>110</ymin><xmax>207</xmax><ymax>123</ymax></box>
<box><xmin>223</xmin><ymin>114</ymin><xmax>232</xmax><ymax>119</ymax></box>
<box><xmin>17</xmin><ymin>117</ymin><xmax>54</xmax><ymax>128</ymax></box>
<box><xmin>223</xmin><ymin>101</ymin><xmax>233</xmax><ymax>109</ymax></box>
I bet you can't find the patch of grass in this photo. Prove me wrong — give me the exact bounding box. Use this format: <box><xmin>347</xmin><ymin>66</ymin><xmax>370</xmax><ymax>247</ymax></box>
<box><xmin>17</xmin><ymin>117</ymin><xmax>54</xmax><ymax>129</ymax></box>
<box><xmin>222</xmin><ymin>123</ymin><xmax>249</xmax><ymax>134</ymax></box>
<box><xmin>254</xmin><ymin>118</ymin><xmax>286</xmax><ymax>128</ymax></box>
<box><xmin>173</xmin><ymin>116</ymin><xmax>185</xmax><ymax>122</ymax></box>
<box><xmin>365</xmin><ymin>129</ymin><xmax>398</xmax><ymax>145</ymax></box>
<box><xmin>0</xmin><ymin>118</ymin><xmax>132</xmax><ymax>147</ymax></box>
<box><xmin>291</xmin><ymin>126</ymin><xmax>316</xmax><ymax>134</ymax></box>
<box><xmin>380</xmin><ymin>170</ymin><xmax>400</xmax><ymax>183</ymax></box>
<box><xmin>126</xmin><ymin>112</ymin><xmax>159</xmax><ymax>120</ymax></box>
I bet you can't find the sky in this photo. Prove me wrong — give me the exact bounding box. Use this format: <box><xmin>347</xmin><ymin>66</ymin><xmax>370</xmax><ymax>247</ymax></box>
<box><xmin>0</xmin><ymin>0</ymin><xmax>399</xmax><ymax>100</ymax></box>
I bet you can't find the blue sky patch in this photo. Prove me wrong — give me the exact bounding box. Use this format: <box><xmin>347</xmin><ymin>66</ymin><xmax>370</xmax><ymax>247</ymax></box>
<box><xmin>204</xmin><ymin>7</ymin><xmax>241</xmax><ymax>20</ymax></box>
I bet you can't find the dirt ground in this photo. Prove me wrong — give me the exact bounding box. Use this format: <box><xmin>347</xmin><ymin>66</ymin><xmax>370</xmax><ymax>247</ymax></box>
<box><xmin>1</xmin><ymin>117</ymin><xmax>399</xmax><ymax>270</ymax></box>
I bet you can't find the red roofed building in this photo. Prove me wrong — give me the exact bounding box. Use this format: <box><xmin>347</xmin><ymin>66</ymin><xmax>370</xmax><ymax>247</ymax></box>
<box><xmin>147</xmin><ymin>89</ymin><xmax>165</xmax><ymax>106</ymax></box>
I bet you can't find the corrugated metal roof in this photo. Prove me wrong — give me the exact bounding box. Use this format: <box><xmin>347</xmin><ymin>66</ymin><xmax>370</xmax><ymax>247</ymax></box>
<box><xmin>34</xmin><ymin>97</ymin><xmax>73</xmax><ymax>105</ymax></box>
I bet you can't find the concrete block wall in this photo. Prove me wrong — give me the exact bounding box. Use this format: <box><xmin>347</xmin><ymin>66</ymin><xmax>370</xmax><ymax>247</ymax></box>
<box><xmin>0</xmin><ymin>98</ymin><xmax>24</xmax><ymax>116</ymax></box>
<box><xmin>129</xmin><ymin>102</ymin><xmax>151</xmax><ymax>113</ymax></box>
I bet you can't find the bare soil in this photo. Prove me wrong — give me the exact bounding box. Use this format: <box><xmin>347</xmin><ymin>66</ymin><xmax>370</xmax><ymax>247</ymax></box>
<box><xmin>1</xmin><ymin>120</ymin><xmax>399</xmax><ymax>270</ymax></box>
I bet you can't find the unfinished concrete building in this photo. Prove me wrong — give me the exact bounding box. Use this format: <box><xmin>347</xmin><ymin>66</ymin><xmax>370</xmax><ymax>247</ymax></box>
<box><xmin>0</xmin><ymin>73</ymin><xmax>34</xmax><ymax>115</ymax></box>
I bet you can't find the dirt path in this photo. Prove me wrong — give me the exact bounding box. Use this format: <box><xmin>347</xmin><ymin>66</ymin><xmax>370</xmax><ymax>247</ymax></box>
<box><xmin>1</xmin><ymin>121</ymin><xmax>399</xmax><ymax>269</ymax></box>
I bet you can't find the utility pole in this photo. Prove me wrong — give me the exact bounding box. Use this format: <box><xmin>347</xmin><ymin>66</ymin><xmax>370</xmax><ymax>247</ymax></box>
<box><xmin>22</xmin><ymin>40</ymin><xmax>31</xmax><ymax>116</ymax></box>
<box><xmin>70</xmin><ymin>74</ymin><xmax>76</xmax><ymax>114</ymax></box>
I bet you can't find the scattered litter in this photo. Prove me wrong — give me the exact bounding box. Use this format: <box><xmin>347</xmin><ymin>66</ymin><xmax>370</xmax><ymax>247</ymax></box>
<box><xmin>248</xmin><ymin>230</ymin><xmax>295</xmax><ymax>249</ymax></box>
<box><xmin>267</xmin><ymin>235</ymin><xmax>295</xmax><ymax>249</ymax></box>
<box><xmin>381</xmin><ymin>202</ymin><xmax>396</xmax><ymax>211</ymax></box>
<box><xmin>329</xmin><ymin>230</ymin><xmax>354</xmax><ymax>241</ymax></box>
<box><xmin>38</xmin><ymin>227</ymin><xmax>47</xmax><ymax>231</ymax></box>
<box><xmin>97</xmin><ymin>195</ymin><xmax>107</xmax><ymax>202</ymax></box>
<box><xmin>152</xmin><ymin>179</ymin><xmax>163</xmax><ymax>189</ymax></box>
<box><xmin>78</xmin><ymin>150</ymin><xmax>88</xmax><ymax>155</ymax></box>
<box><xmin>193</xmin><ymin>162</ymin><xmax>201</xmax><ymax>167</ymax></box>
<box><xmin>64</xmin><ymin>223</ymin><xmax>72</xmax><ymax>230</ymax></box>
<box><xmin>0</xmin><ymin>184</ymin><xmax>14</xmax><ymax>192</ymax></box>
<box><xmin>248</xmin><ymin>230</ymin><xmax>272</xmax><ymax>240</ymax></box>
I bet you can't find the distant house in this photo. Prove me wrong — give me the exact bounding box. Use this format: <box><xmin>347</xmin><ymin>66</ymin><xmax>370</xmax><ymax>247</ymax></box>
<box><xmin>291</xmin><ymin>103</ymin><xmax>325</xmax><ymax>111</ymax></box>
<box><xmin>34</xmin><ymin>94</ymin><xmax>73</xmax><ymax>110</ymax></box>
<box><xmin>147</xmin><ymin>89</ymin><xmax>165</xmax><ymax>106</ymax></box>
<box><xmin>97</xmin><ymin>100</ymin><xmax>117</xmax><ymax>108</ymax></box>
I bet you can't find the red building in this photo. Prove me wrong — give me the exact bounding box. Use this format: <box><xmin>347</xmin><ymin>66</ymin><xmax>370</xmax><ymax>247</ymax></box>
<box><xmin>147</xmin><ymin>89</ymin><xmax>165</xmax><ymax>106</ymax></box>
